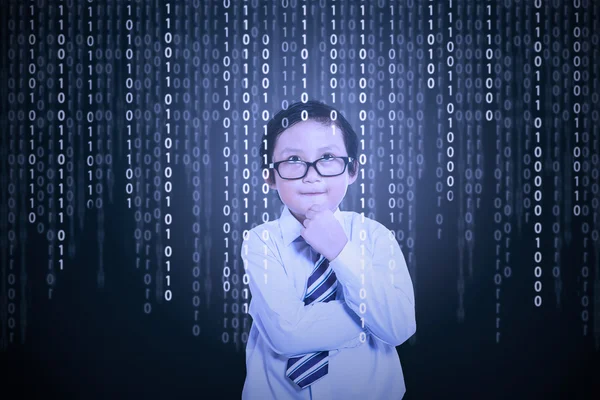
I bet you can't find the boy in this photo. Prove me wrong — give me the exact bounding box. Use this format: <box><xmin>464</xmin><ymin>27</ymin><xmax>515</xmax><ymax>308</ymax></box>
<box><xmin>241</xmin><ymin>100</ymin><xmax>416</xmax><ymax>399</ymax></box>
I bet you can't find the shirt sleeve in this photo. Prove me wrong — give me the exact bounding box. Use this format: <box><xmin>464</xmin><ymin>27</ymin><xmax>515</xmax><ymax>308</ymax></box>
<box><xmin>242</xmin><ymin>228</ymin><xmax>365</xmax><ymax>358</ymax></box>
<box><xmin>328</xmin><ymin>223</ymin><xmax>416</xmax><ymax>347</ymax></box>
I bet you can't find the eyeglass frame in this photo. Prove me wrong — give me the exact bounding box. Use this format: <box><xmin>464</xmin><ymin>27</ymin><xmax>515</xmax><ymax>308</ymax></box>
<box><xmin>268</xmin><ymin>156</ymin><xmax>355</xmax><ymax>180</ymax></box>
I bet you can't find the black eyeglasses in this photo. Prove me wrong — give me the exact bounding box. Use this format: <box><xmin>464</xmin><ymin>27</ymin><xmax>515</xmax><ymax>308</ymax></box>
<box><xmin>268</xmin><ymin>156</ymin><xmax>355</xmax><ymax>180</ymax></box>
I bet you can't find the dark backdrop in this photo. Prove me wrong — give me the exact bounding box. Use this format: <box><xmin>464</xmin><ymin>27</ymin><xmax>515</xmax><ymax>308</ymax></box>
<box><xmin>1</xmin><ymin>1</ymin><xmax>599</xmax><ymax>399</ymax></box>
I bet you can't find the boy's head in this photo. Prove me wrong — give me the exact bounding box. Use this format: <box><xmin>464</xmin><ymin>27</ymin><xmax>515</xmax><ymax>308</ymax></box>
<box><xmin>261</xmin><ymin>100</ymin><xmax>359</xmax><ymax>224</ymax></box>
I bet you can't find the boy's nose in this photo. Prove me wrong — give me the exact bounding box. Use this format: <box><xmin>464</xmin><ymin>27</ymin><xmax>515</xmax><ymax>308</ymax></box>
<box><xmin>303</xmin><ymin>164</ymin><xmax>321</xmax><ymax>181</ymax></box>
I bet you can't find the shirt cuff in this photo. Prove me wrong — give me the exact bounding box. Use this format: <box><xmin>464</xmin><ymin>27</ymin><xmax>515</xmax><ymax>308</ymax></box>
<box><xmin>328</xmin><ymin>240</ymin><xmax>365</xmax><ymax>284</ymax></box>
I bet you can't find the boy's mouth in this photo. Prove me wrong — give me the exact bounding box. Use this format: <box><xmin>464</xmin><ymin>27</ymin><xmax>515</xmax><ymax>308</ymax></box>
<box><xmin>301</xmin><ymin>192</ymin><xmax>326</xmax><ymax>196</ymax></box>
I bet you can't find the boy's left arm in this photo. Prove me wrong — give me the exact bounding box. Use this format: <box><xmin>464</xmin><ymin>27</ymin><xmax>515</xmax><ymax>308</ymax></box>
<box><xmin>328</xmin><ymin>225</ymin><xmax>416</xmax><ymax>347</ymax></box>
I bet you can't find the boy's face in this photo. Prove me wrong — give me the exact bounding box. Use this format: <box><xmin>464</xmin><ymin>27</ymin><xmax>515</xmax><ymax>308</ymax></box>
<box><xmin>267</xmin><ymin>119</ymin><xmax>358</xmax><ymax>224</ymax></box>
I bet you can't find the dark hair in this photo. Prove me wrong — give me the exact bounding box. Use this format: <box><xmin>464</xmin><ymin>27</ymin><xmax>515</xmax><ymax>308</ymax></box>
<box><xmin>261</xmin><ymin>100</ymin><xmax>359</xmax><ymax>185</ymax></box>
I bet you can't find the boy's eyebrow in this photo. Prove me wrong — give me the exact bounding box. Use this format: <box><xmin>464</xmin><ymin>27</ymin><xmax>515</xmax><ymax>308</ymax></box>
<box><xmin>280</xmin><ymin>145</ymin><xmax>341</xmax><ymax>155</ymax></box>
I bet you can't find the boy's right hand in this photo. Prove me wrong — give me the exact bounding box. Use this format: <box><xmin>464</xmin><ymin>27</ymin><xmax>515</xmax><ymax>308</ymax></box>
<box><xmin>300</xmin><ymin>204</ymin><xmax>348</xmax><ymax>261</ymax></box>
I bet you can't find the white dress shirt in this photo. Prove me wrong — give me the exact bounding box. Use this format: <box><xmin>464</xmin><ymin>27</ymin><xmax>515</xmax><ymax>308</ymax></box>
<box><xmin>241</xmin><ymin>205</ymin><xmax>416</xmax><ymax>400</ymax></box>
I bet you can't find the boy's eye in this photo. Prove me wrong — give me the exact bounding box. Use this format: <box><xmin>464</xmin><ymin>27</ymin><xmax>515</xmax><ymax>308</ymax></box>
<box><xmin>285</xmin><ymin>154</ymin><xmax>335</xmax><ymax>162</ymax></box>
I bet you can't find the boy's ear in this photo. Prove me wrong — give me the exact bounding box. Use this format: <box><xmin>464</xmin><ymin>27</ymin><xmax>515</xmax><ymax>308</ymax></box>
<box><xmin>264</xmin><ymin>170</ymin><xmax>277</xmax><ymax>190</ymax></box>
<box><xmin>348</xmin><ymin>172</ymin><xmax>358</xmax><ymax>185</ymax></box>
<box><xmin>348</xmin><ymin>162</ymin><xmax>359</xmax><ymax>185</ymax></box>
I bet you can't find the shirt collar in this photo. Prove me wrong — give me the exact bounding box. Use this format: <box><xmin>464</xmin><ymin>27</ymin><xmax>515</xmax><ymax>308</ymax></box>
<box><xmin>279</xmin><ymin>204</ymin><xmax>346</xmax><ymax>247</ymax></box>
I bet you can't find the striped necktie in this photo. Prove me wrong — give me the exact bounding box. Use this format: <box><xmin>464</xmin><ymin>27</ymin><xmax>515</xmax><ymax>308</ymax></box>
<box><xmin>286</xmin><ymin>251</ymin><xmax>338</xmax><ymax>389</ymax></box>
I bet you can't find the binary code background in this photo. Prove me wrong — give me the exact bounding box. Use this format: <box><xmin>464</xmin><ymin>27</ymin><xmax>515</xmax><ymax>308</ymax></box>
<box><xmin>1</xmin><ymin>0</ymin><xmax>599</xmax><ymax>399</ymax></box>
